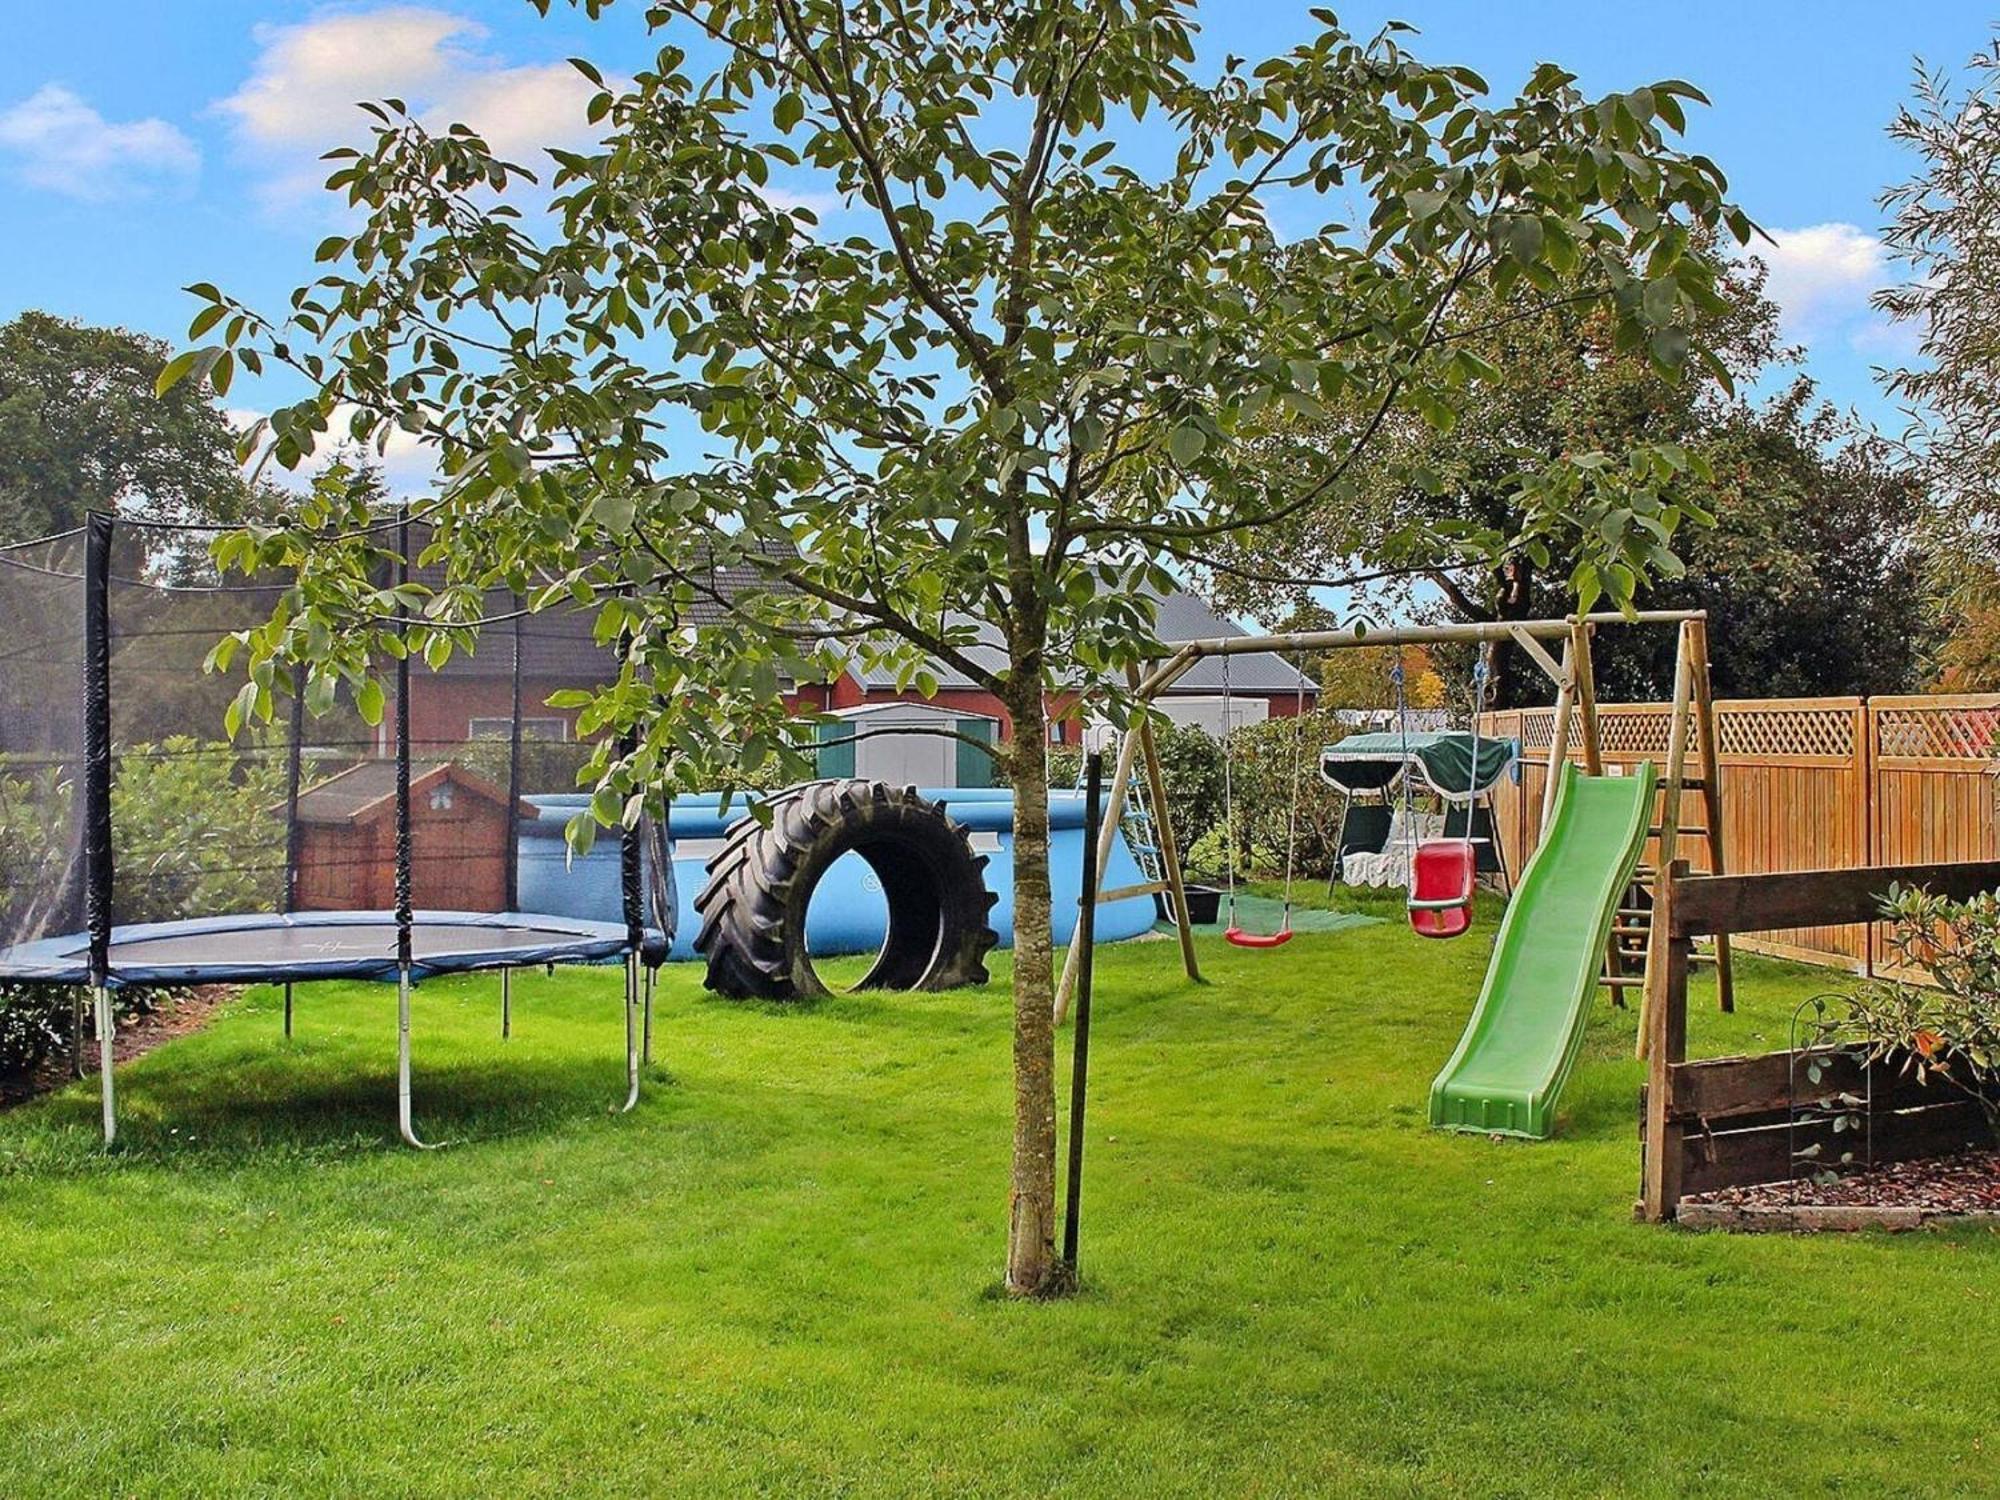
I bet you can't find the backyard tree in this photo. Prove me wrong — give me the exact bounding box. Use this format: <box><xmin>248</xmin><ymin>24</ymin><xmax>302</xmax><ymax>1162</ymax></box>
<box><xmin>1201</xmin><ymin>251</ymin><xmax>1782</xmax><ymax>704</ymax></box>
<box><xmin>1877</xmin><ymin>37</ymin><xmax>2000</xmax><ymax>687</ymax></box>
<box><xmin>168</xmin><ymin>1</ymin><xmax>1746</xmax><ymax>1296</ymax></box>
<box><xmin>0</xmin><ymin>311</ymin><xmax>254</xmax><ymax>545</ymax></box>
<box><xmin>1209</xmin><ymin>245</ymin><xmax>1937</xmax><ymax>703</ymax></box>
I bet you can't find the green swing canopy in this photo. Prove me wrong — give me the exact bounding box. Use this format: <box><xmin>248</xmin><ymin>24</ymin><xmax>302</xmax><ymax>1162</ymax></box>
<box><xmin>1318</xmin><ymin>730</ymin><xmax>1517</xmax><ymax>802</ymax></box>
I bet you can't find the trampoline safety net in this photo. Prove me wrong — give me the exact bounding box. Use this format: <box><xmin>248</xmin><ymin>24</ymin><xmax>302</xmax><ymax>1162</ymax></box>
<box><xmin>0</xmin><ymin>513</ymin><xmax>650</xmax><ymax>989</ymax></box>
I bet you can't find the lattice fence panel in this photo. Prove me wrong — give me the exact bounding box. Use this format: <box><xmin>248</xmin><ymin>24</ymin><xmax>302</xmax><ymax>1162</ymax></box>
<box><xmin>1596</xmin><ymin>711</ymin><xmax>1674</xmax><ymax>757</ymax></box>
<box><xmin>1716</xmin><ymin>705</ymin><xmax>1856</xmax><ymax>760</ymax></box>
<box><xmin>1514</xmin><ymin>709</ymin><xmax>1558</xmax><ymax>752</ymax></box>
<box><xmin>1874</xmin><ymin>702</ymin><xmax>2000</xmax><ymax>762</ymax></box>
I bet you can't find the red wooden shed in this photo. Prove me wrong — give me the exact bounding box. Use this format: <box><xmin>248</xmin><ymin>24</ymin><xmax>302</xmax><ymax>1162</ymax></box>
<box><xmin>285</xmin><ymin>760</ymin><xmax>531</xmax><ymax>913</ymax></box>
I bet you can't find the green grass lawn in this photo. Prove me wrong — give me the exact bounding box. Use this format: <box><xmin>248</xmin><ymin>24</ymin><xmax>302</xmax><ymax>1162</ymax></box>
<box><xmin>2</xmin><ymin>895</ymin><xmax>1995</xmax><ymax>1497</ymax></box>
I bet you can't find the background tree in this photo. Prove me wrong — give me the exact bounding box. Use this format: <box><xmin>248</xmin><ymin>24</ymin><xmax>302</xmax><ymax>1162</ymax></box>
<box><xmin>1202</xmin><ymin>251</ymin><xmax>1776</xmax><ymax>704</ymax></box>
<box><xmin>172</xmin><ymin>1</ymin><xmax>1745</xmax><ymax>1296</ymax></box>
<box><xmin>1207</xmin><ymin>251</ymin><xmax>1935</xmax><ymax>702</ymax></box>
<box><xmin>0</xmin><ymin>311</ymin><xmax>254</xmax><ymax>544</ymax></box>
<box><xmin>1877</xmin><ymin>37</ymin><xmax>2000</xmax><ymax>686</ymax></box>
<box><xmin>1582</xmin><ymin>381</ymin><xmax>1934</xmax><ymax>698</ymax></box>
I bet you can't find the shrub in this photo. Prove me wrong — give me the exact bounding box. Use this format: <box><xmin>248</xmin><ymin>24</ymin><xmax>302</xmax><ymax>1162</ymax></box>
<box><xmin>1043</xmin><ymin>714</ymin><xmax>1351</xmax><ymax>884</ymax></box>
<box><xmin>1208</xmin><ymin>711</ymin><xmax>1348</xmax><ymax>883</ymax></box>
<box><xmin>452</xmin><ymin>734</ymin><xmax>598</xmax><ymax>798</ymax></box>
<box><xmin>1811</xmin><ymin>884</ymin><xmax>2000</xmax><ymax>1146</ymax></box>
<box><xmin>110</xmin><ymin>736</ymin><xmax>291</xmax><ymax>925</ymax></box>
<box><xmin>0</xmin><ymin>763</ymin><xmax>81</xmax><ymax>943</ymax></box>
<box><xmin>1042</xmin><ymin>722</ymin><xmax>1226</xmax><ymax>876</ymax></box>
<box><xmin>0</xmin><ymin>987</ymin><xmax>68</xmax><ymax>1076</ymax></box>
<box><xmin>0</xmin><ymin>738</ymin><xmax>283</xmax><ymax>1081</ymax></box>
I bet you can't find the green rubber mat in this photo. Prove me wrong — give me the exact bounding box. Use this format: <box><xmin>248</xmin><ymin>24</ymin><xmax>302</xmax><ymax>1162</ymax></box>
<box><xmin>1160</xmin><ymin>893</ymin><xmax>1383</xmax><ymax>936</ymax></box>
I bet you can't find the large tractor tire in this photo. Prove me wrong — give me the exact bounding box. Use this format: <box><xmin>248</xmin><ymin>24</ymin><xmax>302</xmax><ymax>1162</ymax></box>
<box><xmin>693</xmin><ymin>780</ymin><xmax>999</xmax><ymax>1000</ymax></box>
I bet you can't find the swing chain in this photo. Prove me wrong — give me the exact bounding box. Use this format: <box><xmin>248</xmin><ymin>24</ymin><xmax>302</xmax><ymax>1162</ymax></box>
<box><xmin>1221</xmin><ymin>652</ymin><xmax>1239</xmax><ymax>929</ymax></box>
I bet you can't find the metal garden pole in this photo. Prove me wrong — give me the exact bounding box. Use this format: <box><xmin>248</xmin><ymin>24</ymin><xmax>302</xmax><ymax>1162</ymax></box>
<box><xmin>1062</xmin><ymin>752</ymin><xmax>1104</xmax><ymax>1276</ymax></box>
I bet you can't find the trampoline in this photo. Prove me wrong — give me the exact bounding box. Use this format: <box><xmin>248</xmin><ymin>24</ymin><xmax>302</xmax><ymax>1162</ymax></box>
<box><xmin>0</xmin><ymin>512</ymin><xmax>670</xmax><ymax>1149</ymax></box>
<box><xmin>0</xmin><ymin>910</ymin><xmax>637</xmax><ymax>988</ymax></box>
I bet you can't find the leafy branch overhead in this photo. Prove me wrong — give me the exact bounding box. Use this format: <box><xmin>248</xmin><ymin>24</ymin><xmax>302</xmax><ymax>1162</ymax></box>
<box><xmin>166</xmin><ymin>0</ymin><xmax>1750</xmax><ymax>787</ymax></box>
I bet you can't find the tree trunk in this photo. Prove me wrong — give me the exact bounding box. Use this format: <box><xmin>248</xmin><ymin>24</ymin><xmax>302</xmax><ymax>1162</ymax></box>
<box><xmin>1489</xmin><ymin>555</ymin><xmax>1536</xmax><ymax>709</ymax></box>
<box><xmin>1002</xmin><ymin>678</ymin><xmax>1063</xmax><ymax>1297</ymax></box>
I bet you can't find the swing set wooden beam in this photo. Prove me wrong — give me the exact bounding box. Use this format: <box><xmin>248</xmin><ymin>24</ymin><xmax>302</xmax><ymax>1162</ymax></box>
<box><xmin>1053</xmin><ymin>608</ymin><xmax>1713</xmax><ymax>1025</ymax></box>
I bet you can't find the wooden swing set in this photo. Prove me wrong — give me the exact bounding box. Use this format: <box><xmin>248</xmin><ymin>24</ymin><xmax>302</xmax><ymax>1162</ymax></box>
<box><xmin>1055</xmin><ymin>608</ymin><xmax>1735</xmax><ymax>1032</ymax></box>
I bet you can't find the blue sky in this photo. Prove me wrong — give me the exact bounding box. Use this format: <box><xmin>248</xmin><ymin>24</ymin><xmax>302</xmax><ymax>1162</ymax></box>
<box><xmin>0</xmin><ymin>1</ymin><xmax>1985</xmax><ymax>492</ymax></box>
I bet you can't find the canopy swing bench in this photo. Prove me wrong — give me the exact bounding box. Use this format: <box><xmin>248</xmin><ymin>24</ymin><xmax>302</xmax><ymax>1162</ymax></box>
<box><xmin>1054</xmin><ymin>609</ymin><xmax>1734</xmax><ymax>1025</ymax></box>
<box><xmin>1318</xmin><ymin>656</ymin><xmax>1519</xmax><ymax>938</ymax></box>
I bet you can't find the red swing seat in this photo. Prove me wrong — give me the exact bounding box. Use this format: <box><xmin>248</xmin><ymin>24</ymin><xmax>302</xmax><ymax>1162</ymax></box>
<box><xmin>1407</xmin><ymin>838</ymin><xmax>1477</xmax><ymax>940</ymax></box>
<box><xmin>1224</xmin><ymin>925</ymin><xmax>1294</xmax><ymax>949</ymax></box>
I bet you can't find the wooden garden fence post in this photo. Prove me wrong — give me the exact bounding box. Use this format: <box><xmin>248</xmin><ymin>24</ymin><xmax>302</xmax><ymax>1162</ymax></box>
<box><xmin>1640</xmin><ymin>858</ymin><xmax>1692</xmax><ymax>1222</ymax></box>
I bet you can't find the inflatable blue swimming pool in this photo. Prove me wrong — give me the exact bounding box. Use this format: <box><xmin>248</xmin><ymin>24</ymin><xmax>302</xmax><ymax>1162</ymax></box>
<box><xmin>517</xmin><ymin>787</ymin><xmax>1157</xmax><ymax>960</ymax></box>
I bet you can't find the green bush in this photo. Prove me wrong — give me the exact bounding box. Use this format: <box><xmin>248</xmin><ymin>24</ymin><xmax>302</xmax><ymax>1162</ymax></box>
<box><xmin>0</xmin><ymin>738</ymin><xmax>285</xmax><ymax>1081</ymax></box>
<box><xmin>0</xmin><ymin>763</ymin><xmax>79</xmax><ymax>943</ymax></box>
<box><xmin>1205</xmin><ymin>711</ymin><xmax>1348</xmax><ymax>883</ymax></box>
<box><xmin>1043</xmin><ymin>715</ymin><xmax>1346</xmax><ymax>885</ymax></box>
<box><xmin>452</xmin><ymin>734</ymin><xmax>598</xmax><ymax>798</ymax></box>
<box><xmin>1813</xmin><ymin>884</ymin><xmax>2000</xmax><ymax>1146</ymax></box>
<box><xmin>110</xmin><ymin>736</ymin><xmax>291</xmax><ymax>925</ymax></box>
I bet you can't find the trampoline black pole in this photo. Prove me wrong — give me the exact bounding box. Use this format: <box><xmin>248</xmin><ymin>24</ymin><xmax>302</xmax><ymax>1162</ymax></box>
<box><xmin>640</xmin><ymin>798</ymin><xmax>672</xmax><ymax>1067</ymax></box>
<box><xmin>83</xmin><ymin>511</ymin><xmax>116</xmax><ymax>1144</ymax></box>
<box><xmin>392</xmin><ymin>512</ymin><xmax>434</xmax><ymax>1149</ymax></box>
<box><xmin>1062</xmin><ymin>751</ymin><xmax>1104</xmax><ymax>1278</ymax></box>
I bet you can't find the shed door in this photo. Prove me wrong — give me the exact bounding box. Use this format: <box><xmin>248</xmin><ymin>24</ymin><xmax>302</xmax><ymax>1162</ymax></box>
<box><xmin>855</xmin><ymin>720</ymin><xmax>950</xmax><ymax>788</ymax></box>
<box><xmin>816</xmin><ymin>719</ymin><xmax>857</xmax><ymax>779</ymax></box>
<box><xmin>954</xmin><ymin>718</ymin><xmax>996</xmax><ymax>788</ymax></box>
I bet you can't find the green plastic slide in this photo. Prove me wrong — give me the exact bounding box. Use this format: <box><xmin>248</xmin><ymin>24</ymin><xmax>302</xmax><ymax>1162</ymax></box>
<box><xmin>1429</xmin><ymin>761</ymin><xmax>1657</xmax><ymax>1139</ymax></box>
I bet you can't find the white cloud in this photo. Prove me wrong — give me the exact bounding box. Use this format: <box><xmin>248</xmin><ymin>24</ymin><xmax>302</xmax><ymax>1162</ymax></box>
<box><xmin>758</xmin><ymin>184</ymin><xmax>847</xmax><ymax>218</ymax></box>
<box><xmin>214</xmin><ymin>6</ymin><xmax>605</xmax><ymax>207</ymax></box>
<box><xmin>228</xmin><ymin>404</ymin><xmax>440</xmax><ymax>494</ymax></box>
<box><xmin>0</xmin><ymin>84</ymin><xmax>198</xmax><ymax>200</ymax></box>
<box><xmin>1749</xmin><ymin>222</ymin><xmax>1886</xmax><ymax>338</ymax></box>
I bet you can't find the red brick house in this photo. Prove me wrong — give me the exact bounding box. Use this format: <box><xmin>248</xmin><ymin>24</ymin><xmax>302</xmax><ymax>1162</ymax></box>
<box><xmin>390</xmin><ymin>543</ymin><xmax>1313</xmax><ymax>771</ymax></box>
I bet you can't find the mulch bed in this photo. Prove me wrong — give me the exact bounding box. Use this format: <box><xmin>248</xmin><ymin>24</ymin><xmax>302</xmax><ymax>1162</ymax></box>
<box><xmin>1679</xmin><ymin>1150</ymin><xmax>2000</xmax><ymax>1232</ymax></box>
<box><xmin>0</xmin><ymin>987</ymin><xmax>236</xmax><ymax>1111</ymax></box>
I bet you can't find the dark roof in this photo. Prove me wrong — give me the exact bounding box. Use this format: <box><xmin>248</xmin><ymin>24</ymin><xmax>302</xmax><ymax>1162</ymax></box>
<box><xmin>286</xmin><ymin>760</ymin><xmax>530</xmax><ymax>825</ymax></box>
<box><xmin>397</xmin><ymin>518</ymin><xmax>1307</xmax><ymax>697</ymax></box>
<box><xmin>413</xmin><ymin>533</ymin><xmax>802</xmax><ymax>681</ymax></box>
<box><xmin>848</xmin><ymin>590</ymin><xmax>1317</xmax><ymax>697</ymax></box>
<box><xmin>1148</xmin><ymin>591</ymin><xmax>1316</xmax><ymax>696</ymax></box>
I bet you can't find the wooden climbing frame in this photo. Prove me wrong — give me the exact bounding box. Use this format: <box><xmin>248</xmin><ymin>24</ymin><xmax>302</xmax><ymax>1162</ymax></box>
<box><xmin>1054</xmin><ymin>609</ymin><xmax>1714</xmax><ymax>1024</ymax></box>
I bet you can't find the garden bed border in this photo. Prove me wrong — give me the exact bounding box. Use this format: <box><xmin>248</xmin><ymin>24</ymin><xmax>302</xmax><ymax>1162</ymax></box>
<box><xmin>1640</xmin><ymin>855</ymin><xmax>2000</xmax><ymax>1223</ymax></box>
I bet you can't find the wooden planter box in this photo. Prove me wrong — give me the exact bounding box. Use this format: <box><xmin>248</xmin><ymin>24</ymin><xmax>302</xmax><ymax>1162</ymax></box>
<box><xmin>1641</xmin><ymin>1045</ymin><xmax>1995</xmax><ymax>1208</ymax></box>
<box><xmin>1640</xmin><ymin>856</ymin><xmax>2000</xmax><ymax>1222</ymax></box>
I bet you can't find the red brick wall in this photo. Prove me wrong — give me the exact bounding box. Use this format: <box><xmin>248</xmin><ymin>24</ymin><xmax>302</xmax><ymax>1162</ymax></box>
<box><xmin>395</xmin><ymin>674</ymin><xmax>1309</xmax><ymax>751</ymax></box>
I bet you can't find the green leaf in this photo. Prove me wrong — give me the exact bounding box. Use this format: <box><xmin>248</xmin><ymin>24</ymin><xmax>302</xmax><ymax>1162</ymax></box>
<box><xmin>591</xmin><ymin>490</ymin><xmax>637</xmax><ymax>533</ymax></box>
<box><xmin>1404</xmin><ymin>188</ymin><xmax>1449</xmax><ymax>222</ymax></box>
<box><xmin>775</xmin><ymin>92</ymin><xmax>805</xmax><ymax>132</ymax></box>
<box><xmin>1168</xmin><ymin>424</ymin><xmax>1208</xmax><ymax>465</ymax></box>
<box><xmin>155</xmin><ymin>350</ymin><xmax>198</xmax><ymax>397</ymax></box>
<box><xmin>356</xmin><ymin>676</ymin><xmax>385</xmax><ymax>726</ymax></box>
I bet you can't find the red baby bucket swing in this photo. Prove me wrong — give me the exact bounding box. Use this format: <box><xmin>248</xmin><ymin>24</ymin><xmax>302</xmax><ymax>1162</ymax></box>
<box><xmin>1218</xmin><ymin>653</ymin><xmax>1309</xmax><ymax>949</ymax></box>
<box><xmin>1394</xmin><ymin>655</ymin><xmax>1488</xmax><ymax>940</ymax></box>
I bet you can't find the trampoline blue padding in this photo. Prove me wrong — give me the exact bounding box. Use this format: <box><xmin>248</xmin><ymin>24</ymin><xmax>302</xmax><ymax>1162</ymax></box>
<box><xmin>0</xmin><ymin>910</ymin><xmax>647</xmax><ymax>989</ymax></box>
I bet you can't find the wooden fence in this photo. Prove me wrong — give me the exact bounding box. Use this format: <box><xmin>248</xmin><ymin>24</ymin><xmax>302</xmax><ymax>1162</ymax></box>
<box><xmin>1482</xmin><ymin>695</ymin><xmax>2000</xmax><ymax>974</ymax></box>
